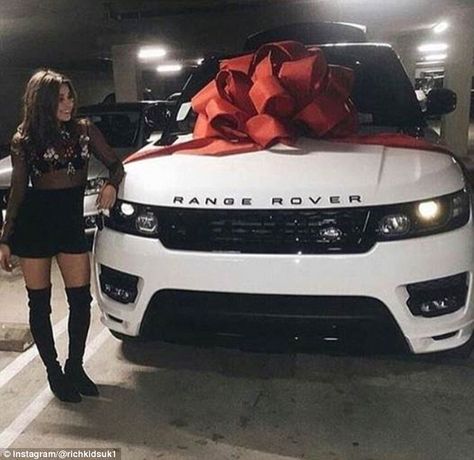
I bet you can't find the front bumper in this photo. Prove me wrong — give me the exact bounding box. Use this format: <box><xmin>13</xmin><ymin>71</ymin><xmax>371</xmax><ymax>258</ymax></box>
<box><xmin>93</xmin><ymin>223</ymin><xmax>474</xmax><ymax>354</ymax></box>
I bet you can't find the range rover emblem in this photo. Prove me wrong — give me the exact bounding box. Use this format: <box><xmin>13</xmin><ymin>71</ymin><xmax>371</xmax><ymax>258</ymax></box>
<box><xmin>319</xmin><ymin>226</ymin><xmax>343</xmax><ymax>241</ymax></box>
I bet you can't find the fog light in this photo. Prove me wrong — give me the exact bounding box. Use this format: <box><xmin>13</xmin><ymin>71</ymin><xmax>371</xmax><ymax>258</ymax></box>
<box><xmin>419</xmin><ymin>297</ymin><xmax>460</xmax><ymax>315</ymax></box>
<box><xmin>136</xmin><ymin>211</ymin><xmax>158</xmax><ymax>234</ymax></box>
<box><xmin>378</xmin><ymin>214</ymin><xmax>410</xmax><ymax>236</ymax></box>
<box><xmin>406</xmin><ymin>273</ymin><xmax>468</xmax><ymax>317</ymax></box>
<box><xmin>103</xmin><ymin>283</ymin><xmax>134</xmax><ymax>303</ymax></box>
<box><xmin>99</xmin><ymin>265</ymin><xmax>139</xmax><ymax>304</ymax></box>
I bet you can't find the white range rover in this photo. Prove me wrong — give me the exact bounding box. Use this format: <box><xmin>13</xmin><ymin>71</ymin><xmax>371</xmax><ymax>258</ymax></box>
<box><xmin>93</xmin><ymin>31</ymin><xmax>474</xmax><ymax>356</ymax></box>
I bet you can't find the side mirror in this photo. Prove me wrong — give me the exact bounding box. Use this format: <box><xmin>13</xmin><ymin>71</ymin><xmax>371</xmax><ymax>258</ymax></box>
<box><xmin>425</xmin><ymin>88</ymin><xmax>457</xmax><ymax>116</ymax></box>
<box><xmin>143</xmin><ymin>109</ymin><xmax>159</xmax><ymax>139</ymax></box>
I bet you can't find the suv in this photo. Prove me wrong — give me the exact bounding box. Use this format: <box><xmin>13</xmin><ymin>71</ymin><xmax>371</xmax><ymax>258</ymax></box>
<box><xmin>0</xmin><ymin>100</ymin><xmax>174</xmax><ymax>233</ymax></box>
<box><xmin>93</xmin><ymin>27</ymin><xmax>473</xmax><ymax>356</ymax></box>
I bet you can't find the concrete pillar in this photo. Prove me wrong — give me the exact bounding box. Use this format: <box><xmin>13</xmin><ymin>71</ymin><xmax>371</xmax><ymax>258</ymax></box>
<box><xmin>111</xmin><ymin>44</ymin><xmax>142</xmax><ymax>102</ymax></box>
<box><xmin>441</xmin><ymin>12</ymin><xmax>474</xmax><ymax>157</ymax></box>
<box><xmin>394</xmin><ymin>35</ymin><xmax>418</xmax><ymax>85</ymax></box>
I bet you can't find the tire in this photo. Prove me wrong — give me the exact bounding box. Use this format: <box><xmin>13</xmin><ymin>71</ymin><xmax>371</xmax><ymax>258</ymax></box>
<box><xmin>109</xmin><ymin>329</ymin><xmax>147</xmax><ymax>343</ymax></box>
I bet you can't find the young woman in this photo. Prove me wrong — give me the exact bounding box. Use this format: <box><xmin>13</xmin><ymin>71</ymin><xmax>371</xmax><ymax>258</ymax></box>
<box><xmin>0</xmin><ymin>69</ymin><xmax>124</xmax><ymax>403</ymax></box>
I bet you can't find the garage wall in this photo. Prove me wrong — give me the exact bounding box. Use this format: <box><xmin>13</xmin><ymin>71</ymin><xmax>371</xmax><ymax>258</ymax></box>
<box><xmin>0</xmin><ymin>68</ymin><xmax>114</xmax><ymax>146</ymax></box>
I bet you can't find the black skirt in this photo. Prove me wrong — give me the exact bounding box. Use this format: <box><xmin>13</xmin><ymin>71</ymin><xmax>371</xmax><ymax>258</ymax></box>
<box><xmin>10</xmin><ymin>186</ymin><xmax>88</xmax><ymax>258</ymax></box>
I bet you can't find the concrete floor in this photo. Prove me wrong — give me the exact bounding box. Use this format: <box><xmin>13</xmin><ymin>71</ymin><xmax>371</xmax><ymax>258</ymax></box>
<box><xmin>0</xmin><ymin>255</ymin><xmax>474</xmax><ymax>460</ymax></box>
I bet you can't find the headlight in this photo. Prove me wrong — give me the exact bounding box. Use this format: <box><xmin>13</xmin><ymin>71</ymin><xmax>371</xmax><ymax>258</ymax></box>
<box><xmin>373</xmin><ymin>189</ymin><xmax>470</xmax><ymax>241</ymax></box>
<box><xmin>106</xmin><ymin>191</ymin><xmax>470</xmax><ymax>243</ymax></box>
<box><xmin>136</xmin><ymin>211</ymin><xmax>158</xmax><ymax>234</ymax></box>
<box><xmin>85</xmin><ymin>177</ymin><xmax>106</xmax><ymax>196</ymax></box>
<box><xmin>105</xmin><ymin>199</ymin><xmax>159</xmax><ymax>237</ymax></box>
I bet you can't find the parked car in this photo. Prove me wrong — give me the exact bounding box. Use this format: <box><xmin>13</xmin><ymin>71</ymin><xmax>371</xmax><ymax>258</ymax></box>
<box><xmin>0</xmin><ymin>100</ymin><xmax>174</xmax><ymax>233</ymax></box>
<box><xmin>93</xmin><ymin>24</ymin><xmax>473</xmax><ymax>357</ymax></box>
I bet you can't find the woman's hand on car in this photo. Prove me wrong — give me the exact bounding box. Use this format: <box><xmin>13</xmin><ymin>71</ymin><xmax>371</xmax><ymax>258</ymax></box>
<box><xmin>96</xmin><ymin>183</ymin><xmax>117</xmax><ymax>210</ymax></box>
<box><xmin>0</xmin><ymin>243</ymin><xmax>12</xmax><ymax>272</ymax></box>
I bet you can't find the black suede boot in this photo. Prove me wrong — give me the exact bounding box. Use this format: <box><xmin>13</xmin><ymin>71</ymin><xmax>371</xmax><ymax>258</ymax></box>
<box><xmin>64</xmin><ymin>284</ymin><xmax>99</xmax><ymax>397</ymax></box>
<box><xmin>27</xmin><ymin>285</ymin><xmax>81</xmax><ymax>403</ymax></box>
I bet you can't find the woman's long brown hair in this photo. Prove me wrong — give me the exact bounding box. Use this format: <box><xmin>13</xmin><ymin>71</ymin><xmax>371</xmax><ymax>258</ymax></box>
<box><xmin>19</xmin><ymin>69</ymin><xmax>78</xmax><ymax>152</ymax></box>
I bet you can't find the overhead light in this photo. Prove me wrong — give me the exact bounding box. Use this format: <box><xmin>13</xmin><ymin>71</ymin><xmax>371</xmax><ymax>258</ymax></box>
<box><xmin>418</xmin><ymin>43</ymin><xmax>448</xmax><ymax>53</ymax></box>
<box><xmin>196</xmin><ymin>58</ymin><xmax>204</xmax><ymax>65</ymax></box>
<box><xmin>433</xmin><ymin>21</ymin><xmax>449</xmax><ymax>34</ymax></box>
<box><xmin>156</xmin><ymin>63</ymin><xmax>183</xmax><ymax>73</ymax></box>
<box><xmin>423</xmin><ymin>53</ymin><xmax>447</xmax><ymax>61</ymax></box>
<box><xmin>138</xmin><ymin>47</ymin><xmax>167</xmax><ymax>59</ymax></box>
<box><xmin>416</xmin><ymin>60</ymin><xmax>445</xmax><ymax>66</ymax></box>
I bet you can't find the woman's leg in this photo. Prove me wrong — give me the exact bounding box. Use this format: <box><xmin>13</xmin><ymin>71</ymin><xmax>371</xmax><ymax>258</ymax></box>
<box><xmin>20</xmin><ymin>258</ymin><xmax>57</xmax><ymax>370</ymax></box>
<box><xmin>55</xmin><ymin>251</ymin><xmax>90</xmax><ymax>288</ymax></box>
<box><xmin>56</xmin><ymin>252</ymin><xmax>98</xmax><ymax>396</ymax></box>
<box><xmin>20</xmin><ymin>257</ymin><xmax>81</xmax><ymax>403</ymax></box>
<box><xmin>20</xmin><ymin>257</ymin><xmax>52</xmax><ymax>290</ymax></box>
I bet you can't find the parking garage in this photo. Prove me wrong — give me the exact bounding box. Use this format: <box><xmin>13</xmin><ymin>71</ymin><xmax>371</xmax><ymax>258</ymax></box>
<box><xmin>1</xmin><ymin>2</ymin><xmax>474</xmax><ymax>459</ymax></box>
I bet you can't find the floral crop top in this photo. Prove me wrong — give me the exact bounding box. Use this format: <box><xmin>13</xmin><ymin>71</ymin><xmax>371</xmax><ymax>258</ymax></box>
<box><xmin>0</xmin><ymin>118</ymin><xmax>125</xmax><ymax>246</ymax></box>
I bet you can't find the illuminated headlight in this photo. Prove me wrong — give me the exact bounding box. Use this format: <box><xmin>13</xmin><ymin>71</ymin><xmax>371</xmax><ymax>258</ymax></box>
<box><xmin>85</xmin><ymin>177</ymin><xmax>106</xmax><ymax>196</ymax></box>
<box><xmin>119</xmin><ymin>202</ymin><xmax>136</xmax><ymax>217</ymax></box>
<box><xmin>374</xmin><ymin>189</ymin><xmax>470</xmax><ymax>241</ymax></box>
<box><xmin>136</xmin><ymin>211</ymin><xmax>158</xmax><ymax>234</ymax></box>
<box><xmin>417</xmin><ymin>200</ymin><xmax>441</xmax><ymax>220</ymax></box>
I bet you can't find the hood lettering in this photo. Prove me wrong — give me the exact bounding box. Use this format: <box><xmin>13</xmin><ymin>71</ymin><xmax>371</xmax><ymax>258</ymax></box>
<box><xmin>173</xmin><ymin>195</ymin><xmax>362</xmax><ymax>206</ymax></box>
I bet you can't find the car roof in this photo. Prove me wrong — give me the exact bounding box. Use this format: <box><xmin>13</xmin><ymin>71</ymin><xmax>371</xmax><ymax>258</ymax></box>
<box><xmin>244</xmin><ymin>21</ymin><xmax>367</xmax><ymax>51</ymax></box>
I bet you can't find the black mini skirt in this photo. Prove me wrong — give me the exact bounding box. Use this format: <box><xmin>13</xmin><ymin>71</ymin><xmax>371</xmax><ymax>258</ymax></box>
<box><xmin>10</xmin><ymin>186</ymin><xmax>88</xmax><ymax>258</ymax></box>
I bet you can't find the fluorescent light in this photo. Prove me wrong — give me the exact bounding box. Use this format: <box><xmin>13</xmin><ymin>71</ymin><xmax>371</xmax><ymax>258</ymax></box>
<box><xmin>138</xmin><ymin>47</ymin><xmax>167</xmax><ymax>59</ymax></box>
<box><xmin>433</xmin><ymin>21</ymin><xmax>449</xmax><ymax>33</ymax></box>
<box><xmin>418</xmin><ymin>43</ymin><xmax>448</xmax><ymax>53</ymax></box>
<box><xmin>196</xmin><ymin>58</ymin><xmax>204</xmax><ymax>65</ymax></box>
<box><xmin>423</xmin><ymin>53</ymin><xmax>447</xmax><ymax>61</ymax></box>
<box><xmin>156</xmin><ymin>64</ymin><xmax>183</xmax><ymax>73</ymax></box>
<box><xmin>416</xmin><ymin>60</ymin><xmax>445</xmax><ymax>66</ymax></box>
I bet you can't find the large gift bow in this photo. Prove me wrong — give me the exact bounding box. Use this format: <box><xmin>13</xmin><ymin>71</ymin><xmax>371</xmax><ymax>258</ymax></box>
<box><xmin>125</xmin><ymin>41</ymin><xmax>450</xmax><ymax>164</ymax></box>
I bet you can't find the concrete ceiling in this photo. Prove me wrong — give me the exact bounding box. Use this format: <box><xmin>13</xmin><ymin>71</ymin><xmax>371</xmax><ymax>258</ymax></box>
<box><xmin>0</xmin><ymin>0</ymin><xmax>473</xmax><ymax>70</ymax></box>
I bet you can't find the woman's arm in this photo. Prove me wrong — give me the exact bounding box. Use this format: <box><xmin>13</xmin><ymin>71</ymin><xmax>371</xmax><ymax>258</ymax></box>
<box><xmin>0</xmin><ymin>134</ymin><xmax>29</xmax><ymax>247</ymax></box>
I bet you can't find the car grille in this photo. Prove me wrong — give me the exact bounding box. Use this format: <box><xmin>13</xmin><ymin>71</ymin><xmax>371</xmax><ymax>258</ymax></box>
<box><xmin>158</xmin><ymin>207</ymin><xmax>373</xmax><ymax>254</ymax></box>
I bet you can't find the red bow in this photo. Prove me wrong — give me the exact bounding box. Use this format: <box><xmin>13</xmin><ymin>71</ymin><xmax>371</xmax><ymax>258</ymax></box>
<box><xmin>191</xmin><ymin>41</ymin><xmax>357</xmax><ymax>150</ymax></box>
<box><xmin>125</xmin><ymin>41</ymin><xmax>450</xmax><ymax>164</ymax></box>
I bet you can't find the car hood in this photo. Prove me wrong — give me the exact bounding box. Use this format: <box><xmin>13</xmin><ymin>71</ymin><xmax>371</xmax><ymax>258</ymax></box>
<box><xmin>121</xmin><ymin>137</ymin><xmax>465</xmax><ymax>209</ymax></box>
<box><xmin>0</xmin><ymin>155</ymin><xmax>110</xmax><ymax>188</ymax></box>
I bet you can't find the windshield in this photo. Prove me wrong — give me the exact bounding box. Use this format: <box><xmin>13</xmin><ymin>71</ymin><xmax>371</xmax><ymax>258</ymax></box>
<box><xmin>166</xmin><ymin>44</ymin><xmax>424</xmax><ymax>139</ymax></box>
<box><xmin>80</xmin><ymin>111</ymin><xmax>141</xmax><ymax>148</ymax></box>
